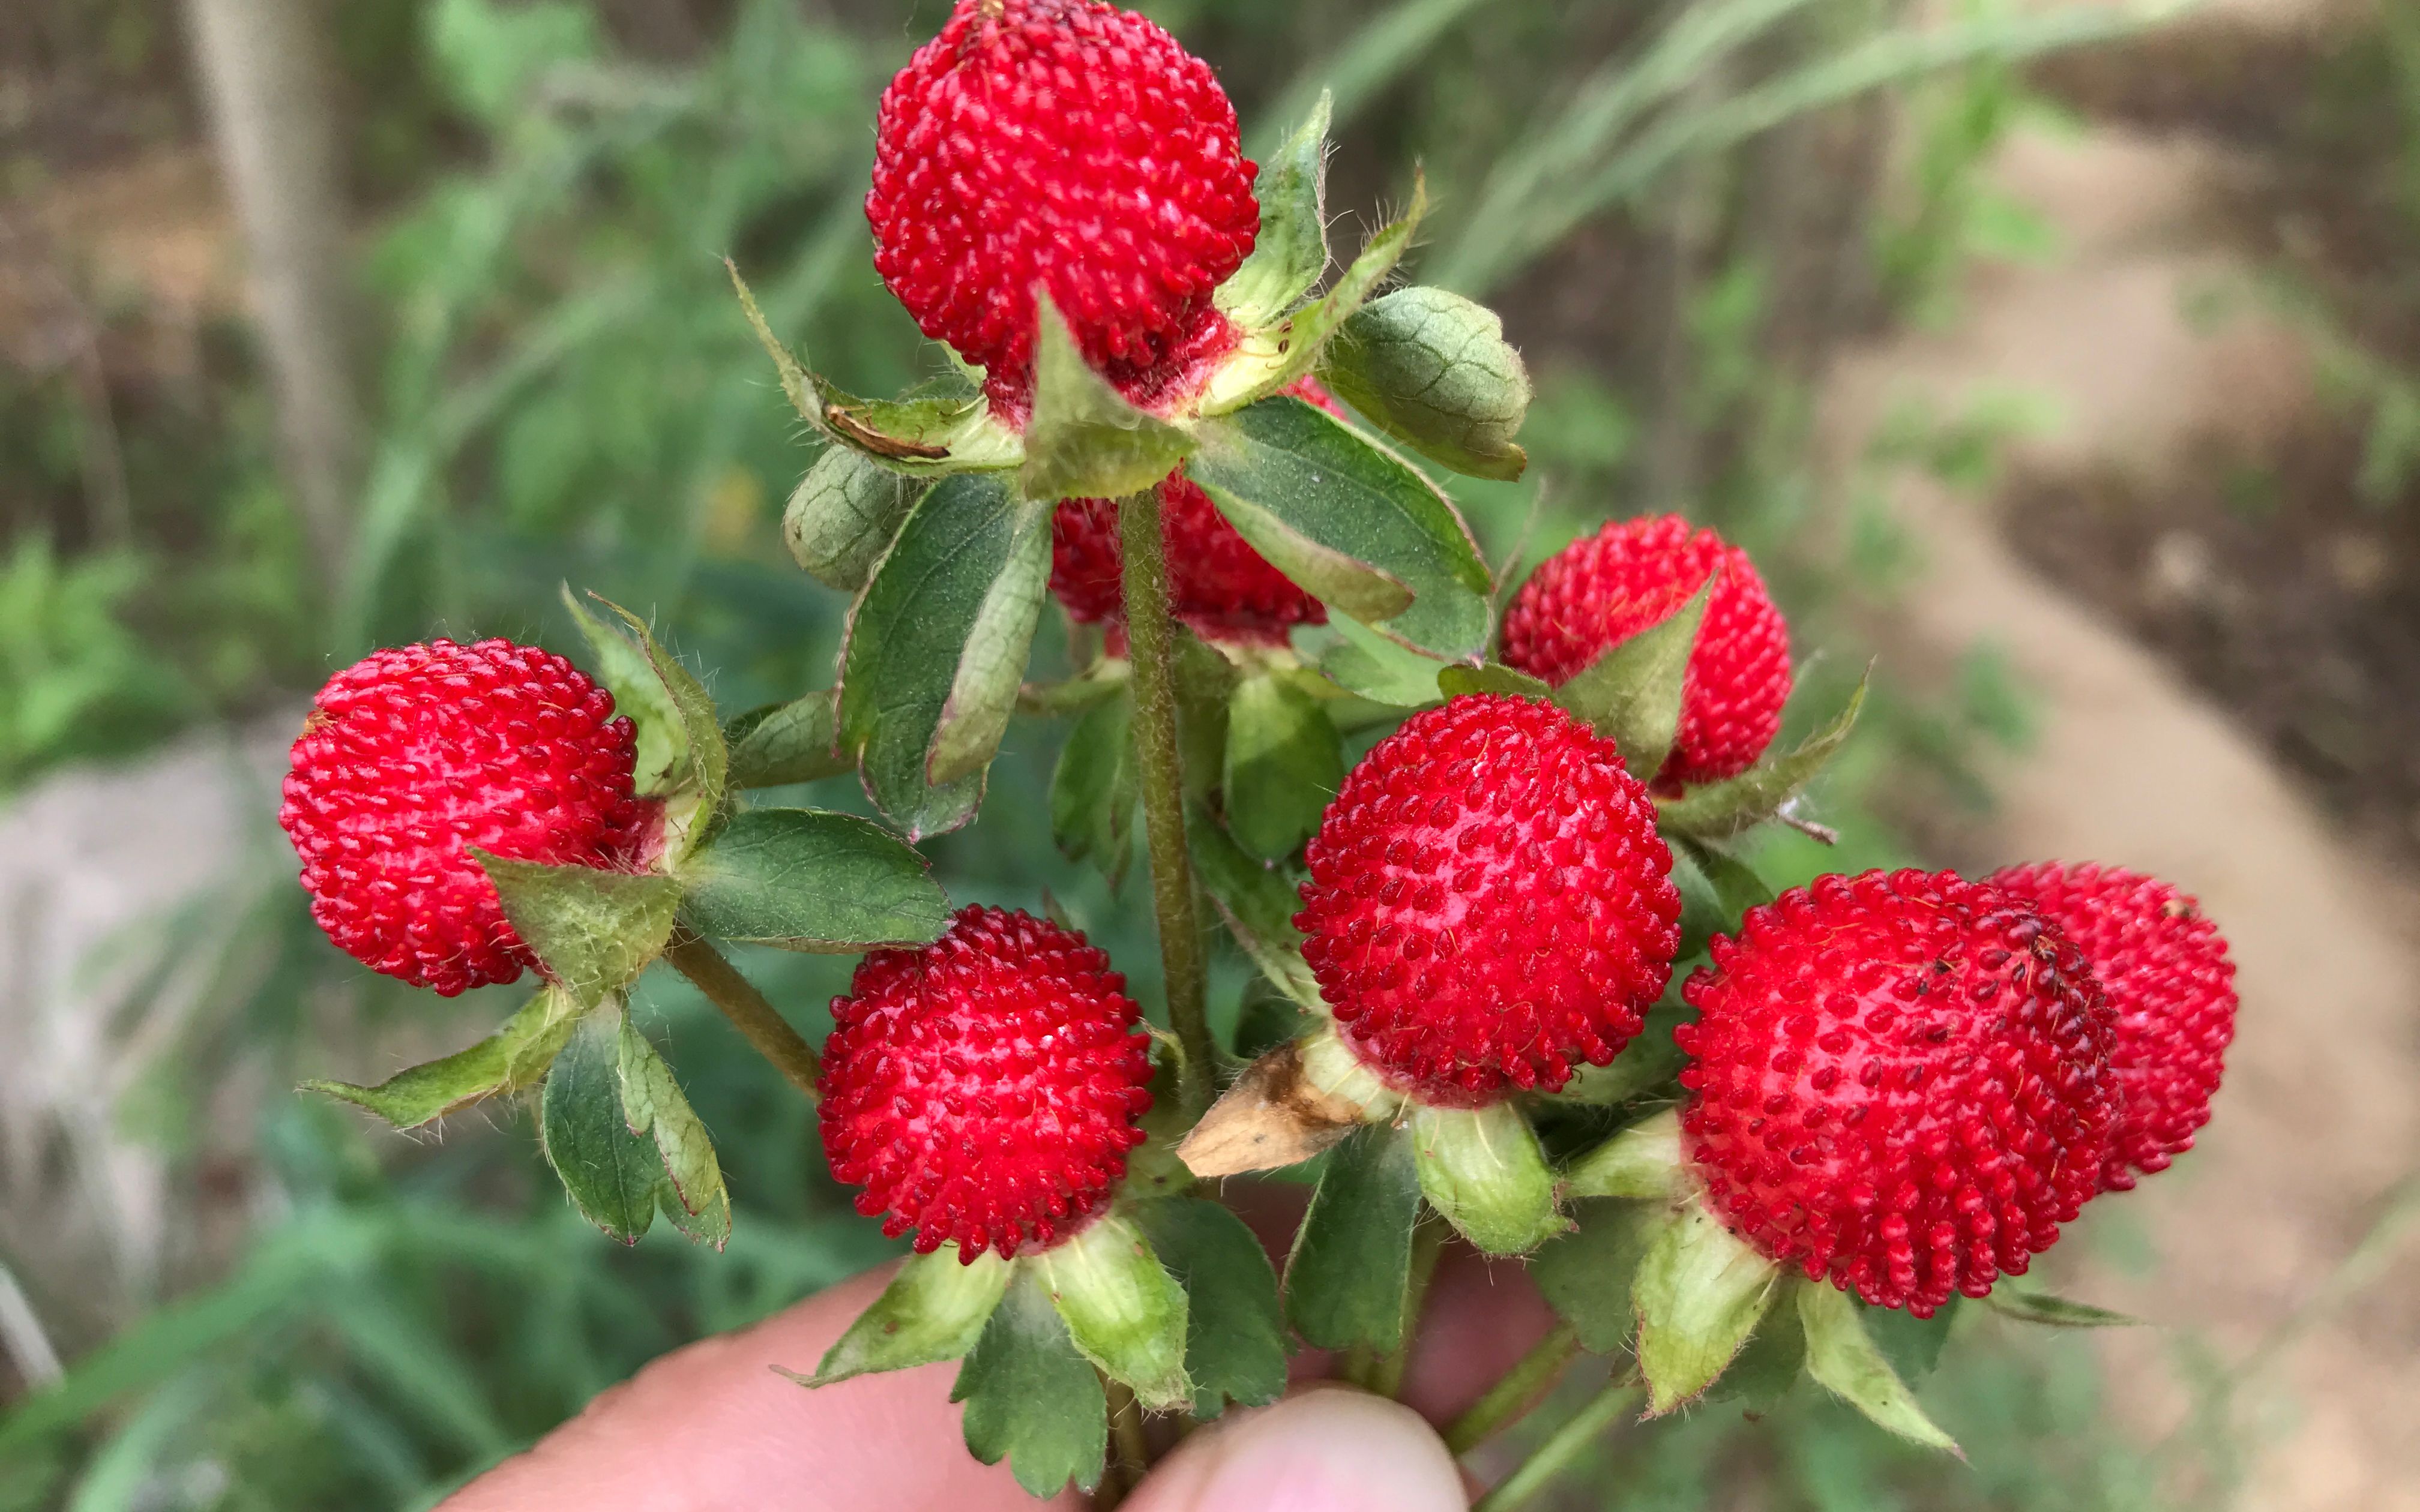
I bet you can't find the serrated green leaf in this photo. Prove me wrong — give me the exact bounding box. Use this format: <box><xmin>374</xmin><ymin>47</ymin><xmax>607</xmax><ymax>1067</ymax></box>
<box><xmin>474</xmin><ymin>854</ymin><xmax>681</xmax><ymax>1010</ymax></box>
<box><xmin>1634</xmin><ymin>1201</ymin><xmax>1780</xmax><ymax>1414</ymax></box>
<box><xmin>785</xmin><ymin>448</ymin><xmax>929</xmax><ymax>592</ymax></box>
<box><xmin>928</xmin><ymin>519</ymin><xmax>1053</xmax><ymax>786</ymax></box>
<box><xmin>1320</xmin><ymin>286</ymin><xmax>1532</xmax><ymax>481</ymax></box>
<box><xmin>1205</xmin><ymin>173</ymin><xmax>1430</xmax><ymax>413</ymax></box>
<box><xmin>792</xmin><ymin>1248</ymin><xmax>1011</xmax><ymax>1388</ymax></box>
<box><xmin>1284</xmin><ymin>1122</ymin><xmax>1422</xmax><ymax>1353</ymax></box>
<box><xmin>1437</xmin><ymin>662</ymin><xmax>1550</xmax><ymax>701</ymax></box>
<box><xmin>1224</xmin><ymin>672</ymin><xmax>1346</xmax><ymax>860</ymax></box>
<box><xmin>1553</xmin><ymin>574</ymin><xmax>1714</xmax><ymax>779</ymax></box>
<box><xmin>1562</xmin><ymin>1109</ymin><xmax>1683</xmax><ymax>1201</ymax></box>
<box><xmin>1315</xmin><ymin>614</ymin><xmax>1450</xmax><ymax>708</ymax></box>
<box><xmin>1052</xmin><ymin>694</ymin><xmax>1139</xmax><ymax>886</ymax></box>
<box><xmin>1982</xmin><ymin>1287</ymin><xmax>2139</xmax><ymax>1328</ymax></box>
<box><xmin>953</xmin><ymin>1271</ymin><xmax>1109</xmax><ymax>1498</ymax></box>
<box><xmin>302</xmin><ymin>985</ymin><xmax>579</xmax><ymax>1129</ymax></box>
<box><xmin>724</xmin><ymin>691</ymin><xmax>851</xmax><ymax>790</ymax></box>
<box><xmin>1218</xmin><ymin>92</ymin><xmax>1331</xmax><ymax>329</ymax></box>
<box><xmin>839</xmin><ymin>473</ymin><xmax>1046</xmax><ymax>839</ymax></box>
<box><xmin>1190</xmin><ymin>397</ymin><xmax>1493</xmax><ymax>660</ymax></box>
<box><xmin>1189</xmin><ymin>815</ymin><xmax>1322</xmax><ymax>1010</ymax></box>
<box><xmin>1658</xmin><ymin>671</ymin><xmax>1870</xmax><ymax>839</ymax></box>
<box><xmin>1799</xmin><ymin>1282</ymin><xmax>1959</xmax><ymax>1453</ymax></box>
<box><xmin>1020</xmin><ymin>302</ymin><xmax>1195</xmax><ymax>503</ymax></box>
<box><xmin>562</xmin><ymin>585</ymin><xmax>687</xmax><ymax>796</ymax></box>
<box><xmin>538</xmin><ymin>1010</ymin><xmax>662</xmax><ymax>1244</ymax></box>
<box><xmin>614</xmin><ymin>1013</ymin><xmax>729</xmax><ymax>1246</ymax></box>
<box><xmin>1035</xmin><ymin>1214</ymin><xmax>1191</xmax><ymax>1411</ymax></box>
<box><xmin>1532</xmin><ymin>1198</ymin><xmax>1664</xmax><ymax>1354</ymax></box>
<box><xmin>678</xmin><ymin>808</ymin><xmax>949</xmax><ymax>952</ymax></box>
<box><xmin>588</xmin><ymin>596</ymin><xmax>728</xmax><ymax>834</ymax></box>
<box><xmin>1410</xmin><ymin>1103</ymin><xmax>1564</xmax><ymax>1256</ymax></box>
<box><xmin>1131</xmin><ymin>1199</ymin><xmax>1287</xmax><ymax>1419</ymax></box>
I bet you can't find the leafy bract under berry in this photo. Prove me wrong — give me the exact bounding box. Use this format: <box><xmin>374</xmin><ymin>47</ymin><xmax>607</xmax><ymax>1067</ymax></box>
<box><xmin>819</xmin><ymin>905</ymin><xmax>1155</xmax><ymax>1261</ymax></box>
<box><xmin>1295</xmin><ymin>694</ymin><xmax>1681</xmax><ymax>1106</ymax></box>
<box><xmin>1677</xmin><ymin>869</ymin><xmax>2119</xmax><ymax>1316</ymax></box>
<box><xmin>867</xmin><ymin>0</ymin><xmax>1260</xmax><ymax>424</ymax></box>
<box><xmin>1988</xmin><ymin>862</ymin><xmax>2238</xmax><ymax>1192</ymax></box>
<box><xmin>278</xmin><ymin>638</ymin><xmax>654</xmax><ymax>997</ymax></box>
<box><xmin>1502</xmin><ymin>515</ymin><xmax>1791</xmax><ymax>788</ymax></box>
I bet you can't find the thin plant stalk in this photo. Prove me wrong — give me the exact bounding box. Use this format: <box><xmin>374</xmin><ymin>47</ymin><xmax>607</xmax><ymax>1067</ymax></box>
<box><xmin>1098</xmin><ymin>1378</ymin><xmax>1151</xmax><ymax>1509</ymax></box>
<box><xmin>1368</xmin><ymin>1216</ymin><xmax>1448</xmax><ymax>1400</ymax></box>
<box><xmin>664</xmin><ymin>931</ymin><xmax>822</xmax><ymax>1102</ymax></box>
<box><xmin>1470</xmin><ymin>1373</ymin><xmax>1642</xmax><ymax>1512</ymax></box>
<box><xmin>1444</xmin><ymin>1322</ymin><xmax>1584</xmax><ymax>1455</ymax></box>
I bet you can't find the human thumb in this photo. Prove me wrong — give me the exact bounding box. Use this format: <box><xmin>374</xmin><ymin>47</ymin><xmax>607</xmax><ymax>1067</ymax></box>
<box><xmin>1121</xmin><ymin>1387</ymin><xmax>1469</xmax><ymax>1512</ymax></box>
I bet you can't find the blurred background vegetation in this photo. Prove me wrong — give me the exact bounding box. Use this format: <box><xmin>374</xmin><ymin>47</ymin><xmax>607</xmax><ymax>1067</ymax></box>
<box><xmin>1</xmin><ymin>0</ymin><xmax>2414</xmax><ymax>1508</ymax></box>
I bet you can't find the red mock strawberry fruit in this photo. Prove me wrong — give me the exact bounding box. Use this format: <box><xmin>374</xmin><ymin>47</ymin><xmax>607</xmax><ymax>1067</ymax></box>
<box><xmin>280</xmin><ymin>639</ymin><xmax>654</xmax><ymax>997</ymax></box>
<box><xmin>1501</xmin><ymin>515</ymin><xmax>1791</xmax><ymax>788</ymax></box>
<box><xmin>1295</xmin><ymin>694</ymin><xmax>1681</xmax><ymax>1106</ymax></box>
<box><xmin>1987</xmin><ymin>862</ymin><xmax>2238</xmax><ymax>1192</ymax></box>
<box><xmin>867</xmin><ymin>0</ymin><xmax>1260</xmax><ymax>422</ymax></box>
<box><xmin>1676</xmin><ymin>870</ymin><xmax>2119</xmax><ymax>1315</ymax></box>
<box><xmin>819</xmin><ymin>906</ymin><xmax>1155</xmax><ymax>1259</ymax></box>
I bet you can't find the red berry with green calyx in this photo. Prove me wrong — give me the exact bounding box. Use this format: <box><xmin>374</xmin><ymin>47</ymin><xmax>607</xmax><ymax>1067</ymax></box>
<box><xmin>1500</xmin><ymin>515</ymin><xmax>1791</xmax><ymax>788</ymax></box>
<box><xmin>278</xmin><ymin>638</ymin><xmax>654</xmax><ymax>998</ymax></box>
<box><xmin>1294</xmin><ymin>694</ymin><xmax>1681</xmax><ymax>1106</ymax></box>
<box><xmin>1987</xmin><ymin>862</ymin><xmax>2238</xmax><ymax>1193</ymax></box>
<box><xmin>1676</xmin><ymin>869</ymin><xmax>2119</xmax><ymax>1316</ymax></box>
<box><xmin>819</xmin><ymin>905</ymin><xmax>1155</xmax><ymax>1261</ymax></box>
<box><xmin>867</xmin><ymin>0</ymin><xmax>1260</xmax><ymax>424</ymax></box>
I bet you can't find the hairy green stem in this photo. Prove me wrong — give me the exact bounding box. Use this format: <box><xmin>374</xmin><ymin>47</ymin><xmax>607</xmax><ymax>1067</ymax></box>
<box><xmin>1444</xmin><ymin>1322</ymin><xmax>1582</xmax><ymax>1454</ymax></box>
<box><xmin>1097</xmin><ymin>1378</ymin><xmax>1150</xmax><ymax>1510</ymax></box>
<box><xmin>664</xmin><ymin>931</ymin><xmax>821</xmax><ymax>1103</ymax></box>
<box><xmin>1118</xmin><ymin>484</ymin><xmax>1216</xmax><ymax>1117</ymax></box>
<box><xmin>1470</xmin><ymin>1374</ymin><xmax>1640</xmax><ymax>1512</ymax></box>
<box><xmin>1368</xmin><ymin>1216</ymin><xmax>1448</xmax><ymax>1400</ymax></box>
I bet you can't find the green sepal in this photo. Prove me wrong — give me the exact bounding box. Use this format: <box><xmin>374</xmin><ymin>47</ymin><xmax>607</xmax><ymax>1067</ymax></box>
<box><xmin>1553</xmin><ymin>574</ymin><xmax>1714</xmax><ymax>779</ymax></box>
<box><xmin>1549</xmin><ymin>996</ymin><xmax>1688</xmax><ymax>1107</ymax></box>
<box><xmin>1437</xmin><ymin>662</ymin><xmax>1550</xmax><ymax>701</ymax></box>
<box><xmin>1532</xmin><ymin>1198</ymin><xmax>1664</xmax><ymax>1355</ymax></box>
<box><xmin>1052</xmin><ymin>693</ymin><xmax>1140</xmax><ymax>887</ymax></box>
<box><xmin>1634</xmin><ymin>1199</ymin><xmax>1782</xmax><ymax>1414</ymax></box>
<box><xmin>1319</xmin><ymin>287</ymin><xmax>1532</xmax><ymax>481</ymax></box>
<box><xmin>785</xmin><ymin>447</ymin><xmax>929</xmax><ymax>592</ymax></box>
<box><xmin>1982</xmin><ymin>1286</ymin><xmax>2140</xmax><ymax>1328</ymax></box>
<box><xmin>676</xmin><ymin>808</ymin><xmax>950</xmax><ymax>952</ymax></box>
<box><xmin>1283</xmin><ymin>1122</ymin><xmax>1423</xmax><ymax>1354</ymax></box>
<box><xmin>1709</xmin><ymin>1295</ymin><xmax>1807</xmax><ymax>1411</ymax></box>
<box><xmin>1313</xmin><ymin>615</ymin><xmax>1450</xmax><ymax>709</ymax></box>
<box><xmin>615</xmin><ymin>1013</ymin><xmax>730</xmax><ymax>1247</ymax></box>
<box><xmin>952</xmin><ymin>1270</ymin><xmax>1109</xmax><ymax>1498</ymax></box>
<box><xmin>1020</xmin><ymin>301</ymin><xmax>1195</xmax><ymax>505</ymax></box>
<box><xmin>790</xmin><ymin>1247</ymin><xmax>1013</xmax><ymax>1388</ymax></box>
<box><xmin>1798</xmin><ymin>1281</ymin><xmax>1960</xmax><ymax>1453</ymax></box>
<box><xmin>1670</xmin><ymin>836</ymin><xmax>1776</xmax><ymax>957</ymax></box>
<box><xmin>1658</xmin><ymin>671</ymin><xmax>1870</xmax><ymax>840</ymax></box>
<box><xmin>1224</xmin><ymin>671</ymin><xmax>1346</xmax><ymax>861</ymax></box>
<box><xmin>1188</xmin><ymin>816</ymin><xmax>1322</xmax><ymax>1011</ymax></box>
<box><xmin>1130</xmin><ymin>1199</ymin><xmax>1287</xmax><ymax>1420</ymax></box>
<box><xmin>1561</xmin><ymin>1109</ymin><xmax>1684</xmax><ymax>1202</ymax></box>
<box><xmin>724</xmin><ymin>691</ymin><xmax>852</xmax><ymax>790</ymax></box>
<box><xmin>474</xmin><ymin>853</ymin><xmax>681</xmax><ymax>1010</ymax></box>
<box><xmin>561</xmin><ymin>584</ymin><xmax>685</xmax><ymax>797</ymax></box>
<box><xmin>577</xmin><ymin>593</ymin><xmax>730</xmax><ymax>857</ymax></box>
<box><xmin>1409</xmin><ymin>1102</ymin><xmax>1565</xmax><ymax>1256</ymax></box>
<box><xmin>1033</xmin><ymin>1214</ymin><xmax>1191</xmax><ymax>1412</ymax></box>
<box><xmin>539</xmin><ymin>1008</ymin><xmax>675</xmax><ymax>1245</ymax></box>
<box><xmin>1215</xmin><ymin>92</ymin><xmax>1331</xmax><ymax>330</ymax></box>
<box><xmin>301</xmin><ymin>983</ymin><xmax>579</xmax><ymax>1129</ymax></box>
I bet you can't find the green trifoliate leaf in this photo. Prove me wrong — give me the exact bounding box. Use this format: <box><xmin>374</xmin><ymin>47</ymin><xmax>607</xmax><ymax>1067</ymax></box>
<box><xmin>1020</xmin><ymin>300</ymin><xmax>1194</xmax><ymax>505</ymax></box>
<box><xmin>1437</xmin><ymin>662</ymin><xmax>1550</xmax><ymax>701</ymax></box>
<box><xmin>1051</xmin><ymin>694</ymin><xmax>1140</xmax><ymax>887</ymax></box>
<box><xmin>1553</xmin><ymin>574</ymin><xmax>1715</xmax><ymax>778</ymax></box>
<box><xmin>563</xmin><ymin>584</ymin><xmax>687</xmax><ymax>796</ymax></box>
<box><xmin>302</xmin><ymin>984</ymin><xmax>579</xmax><ymax>1129</ymax></box>
<box><xmin>1034</xmin><ymin>1214</ymin><xmax>1191</xmax><ymax>1412</ymax></box>
<box><xmin>1634</xmin><ymin>1200</ymin><xmax>1781</xmax><ymax>1414</ymax></box>
<box><xmin>1217</xmin><ymin>91</ymin><xmax>1332</xmax><ymax>330</ymax></box>
<box><xmin>1798</xmin><ymin>1282</ymin><xmax>1960</xmax><ymax>1453</ymax></box>
<box><xmin>1284</xmin><ymin>1122</ymin><xmax>1424</xmax><ymax>1354</ymax></box>
<box><xmin>953</xmin><ymin>1270</ymin><xmax>1109</xmax><ymax>1498</ymax></box>
<box><xmin>678</xmin><ymin>808</ymin><xmax>949</xmax><ymax>953</ymax></box>
<box><xmin>474</xmin><ymin>854</ymin><xmax>681</xmax><ymax>1010</ymax></box>
<box><xmin>1532</xmin><ymin>1198</ymin><xmax>1664</xmax><ymax>1354</ymax></box>
<box><xmin>1190</xmin><ymin>397</ymin><xmax>1493</xmax><ymax>661</ymax></box>
<box><xmin>1562</xmin><ymin>1109</ymin><xmax>1684</xmax><ymax>1201</ymax></box>
<box><xmin>1982</xmin><ymin>1287</ymin><xmax>2140</xmax><ymax>1328</ymax></box>
<box><xmin>839</xmin><ymin>473</ymin><xmax>1049</xmax><ymax>839</ymax></box>
<box><xmin>785</xmin><ymin>448</ymin><xmax>929</xmax><ymax>592</ymax></box>
<box><xmin>1313</xmin><ymin>615</ymin><xmax>1450</xmax><ymax>709</ymax></box>
<box><xmin>1224</xmin><ymin>671</ymin><xmax>1346</xmax><ymax>861</ymax></box>
<box><xmin>792</xmin><ymin>1247</ymin><xmax>1013</xmax><ymax>1388</ymax></box>
<box><xmin>724</xmin><ymin>691</ymin><xmax>851</xmax><ymax>790</ymax></box>
<box><xmin>540</xmin><ymin>1010</ymin><xmax>669</xmax><ymax>1244</ymax></box>
<box><xmin>1319</xmin><ymin>287</ymin><xmax>1532</xmax><ymax>481</ymax></box>
<box><xmin>1130</xmin><ymin>1199</ymin><xmax>1287</xmax><ymax>1420</ymax></box>
<box><xmin>1188</xmin><ymin>816</ymin><xmax>1322</xmax><ymax>1011</ymax></box>
<box><xmin>585</xmin><ymin>594</ymin><xmax>730</xmax><ymax>852</ymax></box>
<box><xmin>615</xmin><ymin>1013</ymin><xmax>730</xmax><ymax>1246</ymax></box>
<box><xmin>1410</xmin><ymin>1102</ymin><xmax>1565</xmax><ymax>1256</ymax></box>
<box><xmin>1658</xmin><ymin>671</ymin><xmax>1870</xmax><ymax>840</ymax></box>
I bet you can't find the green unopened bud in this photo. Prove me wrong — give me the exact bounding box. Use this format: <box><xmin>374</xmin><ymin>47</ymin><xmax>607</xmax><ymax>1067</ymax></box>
<box><xmin>1035</xmin><ymin>1214</ymin><xmax>1192</xmax><ymax>1412</ymax></box>
<box><xmin>1320</xmin><ymin>287</ymin><xmax>1532</xmax><ymax>481</ymax></box>
<box><xmin>1562</xmin><ymin>1108</ymin><xmax>1684</xmax><ymax>1201</ymax></box>
<box><xmin>1409</xmin><ymin>1101</ymin><xmax>1565</xmax><ymax>1256</ymax></box>
<box><xmin>786</xmin><ymin>448</ymin><xmax>928</xmax><ymax>593</ymax></box>
<box><xmin>1634</xmin><ymin>1199</ymin><xmax>1781</xmax><ymax>1415</ymax></box>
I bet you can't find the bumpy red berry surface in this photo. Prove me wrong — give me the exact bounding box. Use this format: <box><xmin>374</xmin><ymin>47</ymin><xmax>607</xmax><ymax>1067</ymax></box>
<box><xmin>1988</xmin><ymin>862</ymin><xmax>2237</xmax><ymax>1192</ymax></box>
<box><xmin>279</xmin><ymin>639</ymin><xmax>652</xmax><ymax>997</ymax></box>
<box><xmin>819</xmin><ymin>906</ymin><xmax>1155</xmax><ymax>1260</ymax></box>
<box><xmin>1500</xmin><ymin>515</ymin><xmax>1792</xmax><ymax>788</ymax></box>
<box><xmin>867</xmin><ymin>0</ymin><xmax>1259</xmax><ymax>422</ymax></box>
<box><xmin>1050</xmin><ymin>379</ymin><xmax>1342</xmax><ymax>647</ymax></box>
<box><xmin>1295</xmin><ymin>694</ymin><xmax>1681</xmax><ymax>1106</ymax></box>
<box><xmin>1676</xmin><ymin>869</ymin><xmax>2119</xmax><ymax>1315</ymax></box>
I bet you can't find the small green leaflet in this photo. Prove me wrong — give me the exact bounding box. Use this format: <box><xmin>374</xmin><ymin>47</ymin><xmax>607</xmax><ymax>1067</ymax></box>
<box><xmin>1799</xmin><ymin>1281</ymin><xmax>1960</xmax><ymax>1453</ymax></box>
<box><xmin>1553</xmin><ymin>574</ymin><xmax>1714</xmax><ymax>779</ymax></box>
<box><xmin>1982</xmin><ymin>1287</ymin><xmax>2139</xmax><ymax>1328</ymax></box>
<box><xmin>1223</xmin><ymin>672</ymin><xmax>1346</xmax><ymax>860</ymax></box>
<box><xmin>793</xmin><ymin>1248</ymin><xmax>1011</xmax><ymax>1388</ymax></box>
<box><xmin>302</xmin><ymin>984</ymin><xmax>578</xmax><ymax>1129</ymax></box>
<box><xmin>676</xmin><ymin>808</ymin><xmax>950</xmax><ymax>952</ymax></box>
<box><xmin>953</xmin><ymin>1271</ymin><xmax>1109</xmax><ymax>1498</ymax></box>
<box><xmin>1316</xmin><ymin>614</ymin><xmax>1451</xmax><ymax>709</ymax></box>
<box><xmin>723</xmin><ymin>690</ymin><xmax>852</xmax><ymax>790</ymax></box>
<box><xmin>1437</xmin><ymin>663</ymin><xmax>1550</xmax><ymax>701</ymax></box>
<box><xmin>615</xmin><ymin>1014</ymin><xmax>730</xmax><ymax>1247</ymax></box>
<box><xmin>1284</xmin><ymin>1122</ymin><xmax>1423</xmax><ymax>1354</ymax></box>
<box><xmin>538</xmin><ymin>1010</ymin><xmax>667</xmax><ymax>1245</ymax></box>
<box><xmin>1319</xmin><ymin>286</ymin><xmax>1532</xmax><ymax>481</ymax></box>
<box><xmin>1051</xmin><ymin>694</ymin><xmax>1140</xmax><ymax>887</ymax></box>
<box><xmin>1131</xmin><ymin>1199</ymin><xmax>1287</xmax><ymax>1419</ymax></box>
<box><xmin>1188</xmin><ymin>815</ymin><xmax>1323</xmax><ymax>1011</ymax></box>
<box><xmin>474</xmin><ymin>853</ymin><xmax>681</xmax><ymax>1010</ymax></box>
<box><xmin>1658</xmin><ymin>671</ymin><xmax>1871</xmax><ymax>839</ymax></box>
<box><xmin>1215</xmin><ymin>91</ymin><xmax>1332</xmax><ymax>329</ymax></box>
<box><xmin>1532</xmin><ymin>1198</ymin><xmax>1665</xmax><ymax>1355</ymax></box>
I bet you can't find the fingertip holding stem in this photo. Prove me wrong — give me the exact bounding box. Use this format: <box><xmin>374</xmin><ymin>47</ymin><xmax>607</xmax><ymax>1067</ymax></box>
<box><xmin>1125</xmin><ymin>1388</ymin><xmax>1469</xmax><ymax>1512</ymax></box>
